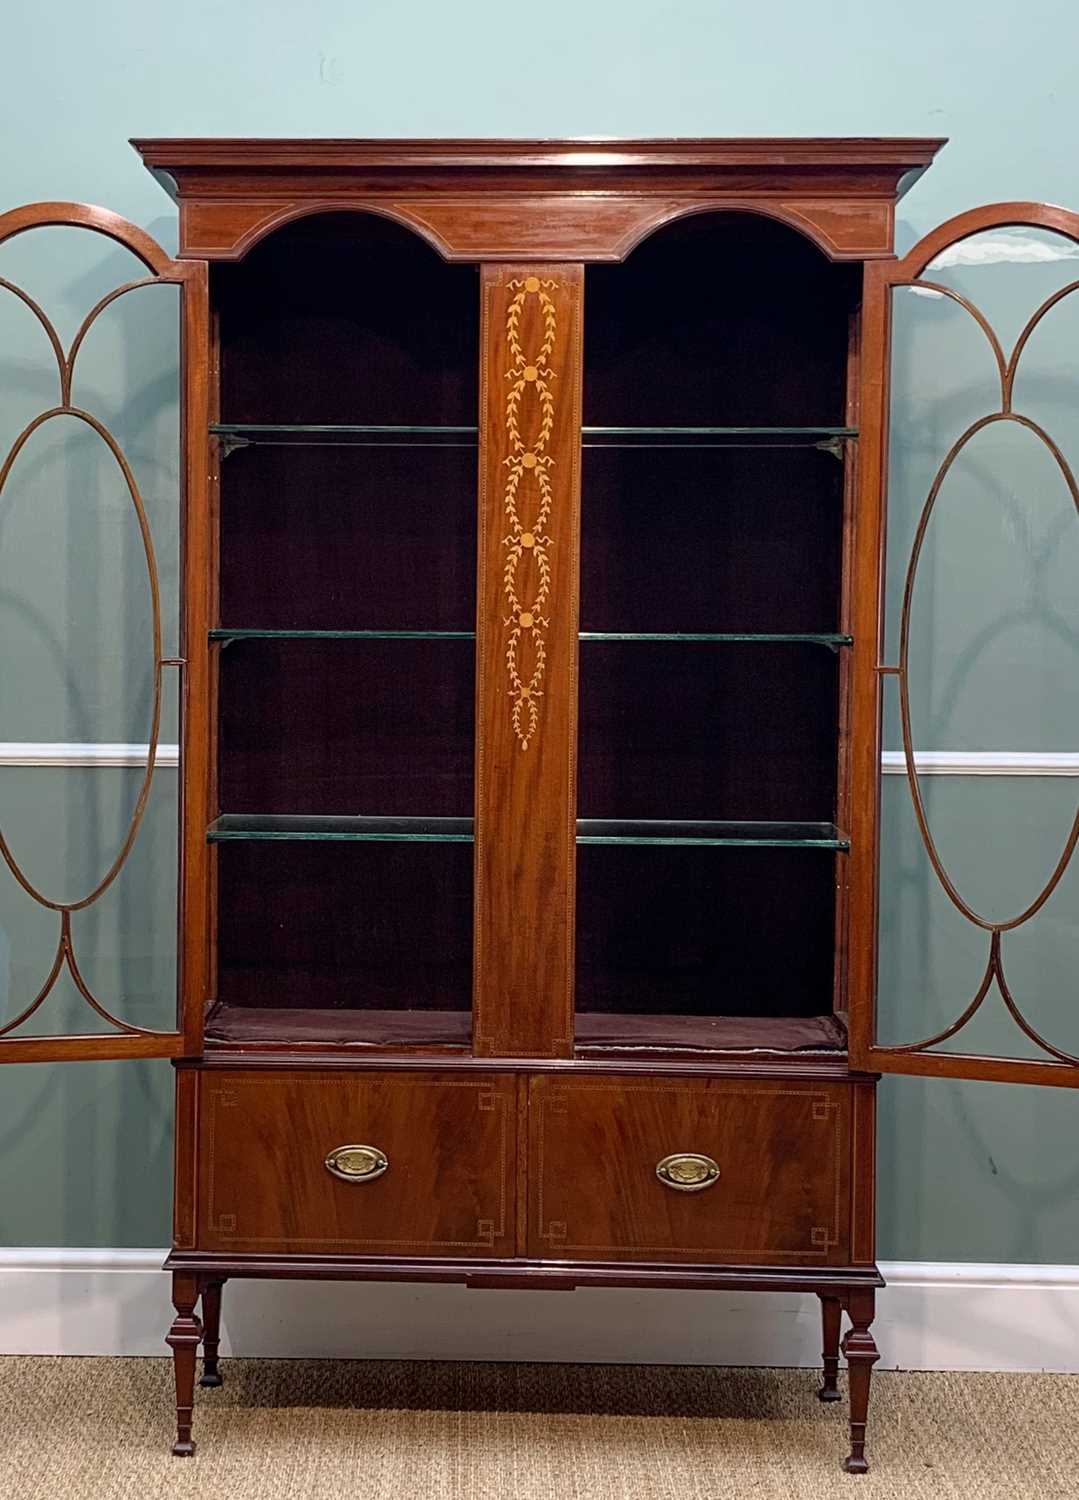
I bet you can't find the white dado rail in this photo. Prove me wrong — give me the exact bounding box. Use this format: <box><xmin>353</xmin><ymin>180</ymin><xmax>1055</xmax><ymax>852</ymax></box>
<box><xmin>0</xmin><ymin>743</ymin><xmax>181</xmax><ymax>767</ymax></box>
<box><xmin>1</xmin><ymin>745</ymin><xmax>1077</xmax><ymax>775</ymax></box>
<box><xmin>880</xmin><ymin>751</ymin><xmax>1079</xmax><ymax>776</ymax></box>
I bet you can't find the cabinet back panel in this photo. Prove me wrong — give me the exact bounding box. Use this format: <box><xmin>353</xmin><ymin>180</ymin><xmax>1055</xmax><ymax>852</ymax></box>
<box><xmin>580</xmin><ymin>447</ymin><xmax>843</xmax><ymax>635</ymax></box>
<box><xmin>219</xmin><ymin>446</ymin><xmax>476</xmax><ymax>632</ymax></box>
<box><xmin>215</xmin><ymin>214</ymin><xmax>478</xmax><ymax>426</ymax></box>
<box><xmin>578</xmin><ymin>642</ymin><xmax>838</xmax><ymax>822</ymax></box>
<box><xmin>576</xmin><ymin>844</ymin><xmax>836</xmax><ymax>1018</ymax></box>
<box><xmin>216</xmin><ymin>842</ymin><xmax>472</xmax><ymax>1012</ymax></box>
<box><xmin>583</xmin><ymin>213</ymin><xmax>857</xmax><ymax>428</ymax></box>
<box><xmin>218</xmin><ymin>638</ymin><xmax>474</xmax><ymax>816</ymax></box>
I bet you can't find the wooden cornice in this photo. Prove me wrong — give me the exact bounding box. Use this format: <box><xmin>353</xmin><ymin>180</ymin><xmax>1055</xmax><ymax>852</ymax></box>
<box><xmin>130</xmin><ymin>136</ymin><xmax>947</xmax><ymax>262</ymax></box>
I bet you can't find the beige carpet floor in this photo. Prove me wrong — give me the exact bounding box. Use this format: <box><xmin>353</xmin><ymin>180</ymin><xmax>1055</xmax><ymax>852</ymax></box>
<box><xmin>2</xmin><ymin>1357</ymin><xmax>1078</xmax><ymax>1499</ymax></box>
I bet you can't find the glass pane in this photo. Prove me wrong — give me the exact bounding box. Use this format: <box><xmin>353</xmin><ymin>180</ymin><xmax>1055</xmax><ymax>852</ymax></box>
<box><xmin>0</xmin><ymin>226</ymin><xmax>148</xmax><ymax>349</ymax></box>
<box><xmin>923</xmin><ymin>225</ymin><xmax>1079</xmax><ymax>359</ymax></box>
<box><xmin>884</xmin><ymin>284</ymin><xmax>1000</xmax><ymax>664</ymax></box>
<box><xmin>878</xmin><ymin>231</ymin><xmax>1079</xmax><ymax>1064</ymax></box>
<box><xmin>212</xmin><ymin>214</ymin><xmax>477</xmax><ymax>1042</ymax></box>
<box><xmin>877</xmin><ymin>774</ymin><xmax>1079</xmax><ymax>1060</ymax></box>
<box><xmin>0</xmin><ymin>231</ymin><xmax>181</xmax><ymax>1040</ymax></box>
<box><xmin>576</xmin><ymin>213</ymin><xmax>853</xmax><ymax>1049</ymax></box>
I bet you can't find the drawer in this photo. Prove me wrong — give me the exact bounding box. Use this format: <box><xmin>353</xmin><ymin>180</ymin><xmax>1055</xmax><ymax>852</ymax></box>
<box><xmin>527</xmin><ymin>1075</ymin><xmax>850</xmax><ymax>1264</ymax></box>
<box><xmin>198</xmin><ymin>1070</ymin><xmax>516</xmax><ymax>1256</ymax></box>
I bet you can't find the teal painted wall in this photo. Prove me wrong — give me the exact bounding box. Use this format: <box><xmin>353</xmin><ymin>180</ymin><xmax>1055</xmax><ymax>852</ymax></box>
<box><xmin>1</xmin><ymin>0</ymin><xmax>1077</xmax><ymax>1257</ymax></box>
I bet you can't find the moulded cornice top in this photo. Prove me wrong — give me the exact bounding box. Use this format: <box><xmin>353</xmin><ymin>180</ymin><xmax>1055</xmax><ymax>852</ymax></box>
<box><xmin>131</xmin><ymin>136</ymin><xmax>946</xmax><ymax>201</ymax></box>
<box><xmin>132</xmin><ymin>136</ymin><xmax>946</xmax><ymax>165</ymax></box>
<box><xmin>130</xmin><ymin>137</ymin><xmax>948</xmax><ymax>262</ymax></box>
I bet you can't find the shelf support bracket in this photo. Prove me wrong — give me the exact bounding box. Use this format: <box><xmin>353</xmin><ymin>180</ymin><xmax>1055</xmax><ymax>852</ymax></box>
<box><xmin>814</xmin><ymin>436</ymin><xmax>848</xmax><ymax>462</ymax></box>
<box><xmin>216</xmin><ymin>434</ymin><xmax>252</xmax><ymax>460</ymax></box>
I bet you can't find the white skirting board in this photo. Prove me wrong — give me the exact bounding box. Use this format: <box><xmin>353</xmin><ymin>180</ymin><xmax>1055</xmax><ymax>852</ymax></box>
<box><xmin>1</xmin><ymin>1253</ymin><xmax>1077</xmax><ymax>1371</ymax></box>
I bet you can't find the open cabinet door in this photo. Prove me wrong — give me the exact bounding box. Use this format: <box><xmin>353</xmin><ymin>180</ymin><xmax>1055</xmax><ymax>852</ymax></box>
<box><xmin>849</xmin><ymin>203</ymin><xmax>1079</xmax><ymax>1087</ymax></box>
<box><xmin>0</xmin><ymin>203</ymin><xmax>208</xmax><ymax>1063</ymax></box>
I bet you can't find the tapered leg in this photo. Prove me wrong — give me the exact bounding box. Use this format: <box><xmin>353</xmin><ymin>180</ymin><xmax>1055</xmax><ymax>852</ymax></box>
<box><xmin>199</xmin><ymin>1280</ymin><xmax>226</xmax><ymax>1388</ymax></box>
<box><xmin>841</xmin><ymin>1288</ymin><xmax>879</xmax><ymax>1474</ymax></box>
<box><xmin>166</xmin><ymin>1272</ymin><xmax>203</xmax><ymax>1457</ymax></box>
<box><xmin>818</xmin><ymin>1294</ymin><xmax>843</xmax><ymax>1402</ymax></box>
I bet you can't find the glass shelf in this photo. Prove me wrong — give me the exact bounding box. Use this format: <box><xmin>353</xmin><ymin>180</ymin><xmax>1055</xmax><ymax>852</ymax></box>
<box><xmin>208</xmin><ymin>815</ymin><xmax>848</xmax><ymax>849</ymax></box>
<box><xmin>582</xmin><ymin>426</ymin><xmax>857</xmax><ymax>450</ymax></box>
<box><xmin>209</xmin><ymin>628</ymin><xmax>476</xmax><ymax>642</ymax></box>
<box><xmin>578</xmin><ymin>820</ymin><xmax>848</xmax><ymax>848</ymax></box>
<box><xmin>211</xmin><ymin>424</ymin><xmax>477</xmax><ymax>449</ymax></box>
<box><xmin>211</xmin><ymin>423</ymin><xmax>856</xmax><ymax>451</ymax></box>
<box><xmin>210</xmin><ymin>629</ymin><xmax>849</xmax><ymax>646</ymax></box>
<box><xmin>208</xmin><ymin>815</ymin><xmax>474</xmax><ymax>842</ymax></box>
<box><xmin>580</xmin><ymin>632</ymin><xmax>852</xmax><ymax>646</ymax></box>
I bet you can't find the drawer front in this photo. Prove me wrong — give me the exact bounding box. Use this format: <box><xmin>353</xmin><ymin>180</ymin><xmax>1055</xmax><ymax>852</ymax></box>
<box><xmin>198</xmin><ymin>1070</ymin><xmax>516</xmax><ymax>1256</ymax></box>
<box><xmin>528</xmin><ymin>1075</ymin><xmax>850</xmax><ymax>1264</ymax></box>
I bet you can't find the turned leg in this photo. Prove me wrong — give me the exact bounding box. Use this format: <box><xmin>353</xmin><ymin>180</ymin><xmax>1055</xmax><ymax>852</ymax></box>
<box><xmin>166</xmin><ymin>1272</ymin><xmax>203</xmax><ymax>1457</ymax></box>
<box><xmin>818</xmin><ymin>1294</ymin><xmax>843</xmax><ymax>1402</ymax></box>
<box><xmin>199</xmin><ymin>1280</ymin><xmax>226</xmax><ymax>1388</ymax></box>
<box><xmin>841</xmin><ymin>1288</ymin><xmax>879</xmax><ymax>1474</ymax></box>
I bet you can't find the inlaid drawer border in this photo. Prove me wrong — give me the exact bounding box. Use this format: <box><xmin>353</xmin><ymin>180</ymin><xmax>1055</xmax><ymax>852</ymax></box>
<box><xmin>532</xmin><ymin>1081</ymin><xmax>846</xmax><ymax>1259</ymax></box>
<box><xmin>202</xmin><ymin>1075</ymin><xmax>512</xmax><ymax>1251</ymax></box>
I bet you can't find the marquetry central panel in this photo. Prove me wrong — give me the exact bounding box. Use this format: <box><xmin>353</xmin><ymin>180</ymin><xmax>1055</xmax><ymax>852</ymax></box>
<box><xmin>473</xmin><ymin>265</ymin><xmax>583</xmax><ymax>1059</ymax></box>
<box><xmin>501</xmin><ymin>274</ymin><xmax>560</xmax><ymax>751</ymax></box>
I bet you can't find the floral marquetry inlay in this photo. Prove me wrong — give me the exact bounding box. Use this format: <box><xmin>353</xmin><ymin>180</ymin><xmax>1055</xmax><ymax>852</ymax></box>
<box><xmin>502</xmin><ymin>275</ymin><xmax>559</xmax><ymax>750</ymax></box>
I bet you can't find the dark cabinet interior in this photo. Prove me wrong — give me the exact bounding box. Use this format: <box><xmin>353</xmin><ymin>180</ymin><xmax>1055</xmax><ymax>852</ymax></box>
<box><xmin>576</xmin><ymin>214</ymin><xmax>855</xmax><ymax>1047</ymax></box>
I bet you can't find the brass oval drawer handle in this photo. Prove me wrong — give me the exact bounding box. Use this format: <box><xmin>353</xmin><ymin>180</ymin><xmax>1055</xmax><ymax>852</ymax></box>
<box><xmin>325</xmin><ymin>1144</ymin><xmax>389</xmax><ymax>1183</ymax></box>
<box><xmin>656</xmin><ymin>1152</ymin><xmax>720</xmax><ymax>1192</ymax></box>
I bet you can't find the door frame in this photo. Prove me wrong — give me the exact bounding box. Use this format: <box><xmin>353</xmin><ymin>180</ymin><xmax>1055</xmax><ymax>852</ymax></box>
<box><xmin>848</xmin><ymin>202</ymin><xmax>1079</xmax><ymax>1088</ymax></box>
<box><xmin>0</xmin><ymin>202</ymin><xmax>209</xmax><ymax>1064</ymax></box>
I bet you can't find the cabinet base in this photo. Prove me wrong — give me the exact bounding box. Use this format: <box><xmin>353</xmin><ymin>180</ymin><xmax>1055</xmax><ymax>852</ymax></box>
<box><xmin>163</xmin><ymin>1256</ymin><xmax>882</xmax><ymax>1469</ymax></box>
<box><xmin>167</xmin><ymin>1249</ymin><xmax>882</xmax><ymax>1293</ymax></box>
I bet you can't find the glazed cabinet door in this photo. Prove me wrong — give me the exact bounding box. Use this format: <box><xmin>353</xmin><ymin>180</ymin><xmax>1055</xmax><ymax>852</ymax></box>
<box><xmin>0</xmin><ymin>204</ymin><xmax>209</xmax><ymax>1062</ymax></box>
<box><xmin>849</xmin><ymin>204</ymin><xmax>1079</xmax><ymax>1086</ymax></box>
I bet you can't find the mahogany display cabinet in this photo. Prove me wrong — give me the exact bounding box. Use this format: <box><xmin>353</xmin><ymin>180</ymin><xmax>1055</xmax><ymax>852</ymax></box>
<box><xmin>3</xmin><ymin>138</ymin><xmax>1078</xmax><ymax>1473</ymax></box>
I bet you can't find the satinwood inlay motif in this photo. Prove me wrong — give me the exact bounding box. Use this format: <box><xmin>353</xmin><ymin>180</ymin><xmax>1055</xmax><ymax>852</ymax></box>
<box><xmin>502</xmin><ymin>276</ymin><xmax>559</xmax><ymax>749</ymax></box>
